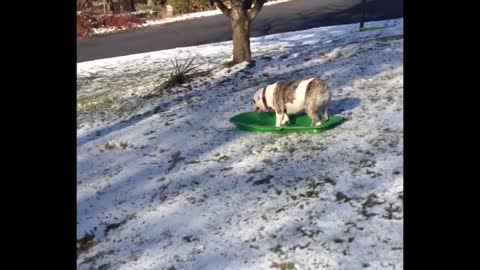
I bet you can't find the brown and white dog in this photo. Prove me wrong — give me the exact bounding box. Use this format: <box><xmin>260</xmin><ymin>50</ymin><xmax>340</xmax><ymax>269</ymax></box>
<box><xmin>251</xmin><ymin>78</ymin><xmax>331</xmax><ymax>127</ymax></box>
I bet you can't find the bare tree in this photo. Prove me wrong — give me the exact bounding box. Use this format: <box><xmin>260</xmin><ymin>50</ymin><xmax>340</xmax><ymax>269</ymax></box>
<box><xmin>77</xmin><ymin>0</ymin><xmax>94</xmax><ymax>10</ymax></box>
<box><xmin>120</xmin><ymin>0</ymin><xmax>136</xmax><ymax>12</ymax></box>
<box><xmin>212</xmin><ymin>0</ymin><xmax>265</xmax><ymax>64</ymax></box>
<box><xmin>360</xmin><ymin>0</ymin><xmax>366</xmax><ymax>29</ymax></box>
<box><xmin>103</xmin><ymin>0</ymin><xmax>114</xmax><ymax>14</ymax></box>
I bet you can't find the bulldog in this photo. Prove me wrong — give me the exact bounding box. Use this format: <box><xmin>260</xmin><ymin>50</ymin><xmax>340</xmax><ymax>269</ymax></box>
<box><xmin>251</xmin><ymin>78</ymin><xmax>331</xmax><ymax>127</ymax></box>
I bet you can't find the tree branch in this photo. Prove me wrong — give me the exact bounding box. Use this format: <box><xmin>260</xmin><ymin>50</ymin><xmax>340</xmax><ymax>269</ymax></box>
<box><xmin>248</xmin><ymin>0</ymin><xmax>265</xmax><ymax>21</ymax></box>
<box><xmin>212</xmin><ymin>0</ymin><xmax>231</xmax><ymax>17</ymax></box>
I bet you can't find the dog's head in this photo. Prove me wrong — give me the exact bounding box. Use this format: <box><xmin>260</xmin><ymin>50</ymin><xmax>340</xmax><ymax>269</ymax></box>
<box><xmin>251</xmin><ymin>88</ymin><xmax>266</xmax><ymax>112</ymax></box>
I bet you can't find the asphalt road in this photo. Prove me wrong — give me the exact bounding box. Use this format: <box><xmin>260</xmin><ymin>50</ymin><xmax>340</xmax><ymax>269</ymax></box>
<box><xmin>77</xmin><ymin>0</ymin><xmax>403</xmax><ymax>62</ymax></box>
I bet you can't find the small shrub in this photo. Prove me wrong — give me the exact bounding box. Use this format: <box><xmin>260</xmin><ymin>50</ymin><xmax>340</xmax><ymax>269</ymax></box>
<box><xmin>135</xmin><ymin>3</ymin><xmax>164</xmax><ymax>13</ymax></box>
<box><xmin>167</xmin><ymin>0</ymin><xmax>215</xmax><ymax>14</ymax></box>
<box><xmin>155</xmin><ymin>56</ymin><xmax>200</xmax><ymax>91</ymax></box>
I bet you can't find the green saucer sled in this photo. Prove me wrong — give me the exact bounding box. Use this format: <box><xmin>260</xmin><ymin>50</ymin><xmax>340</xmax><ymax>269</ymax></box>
<box><xmin>229</xmin><ymin>112</ymin><xmax>345</xmax><ymax>134</ymax></box>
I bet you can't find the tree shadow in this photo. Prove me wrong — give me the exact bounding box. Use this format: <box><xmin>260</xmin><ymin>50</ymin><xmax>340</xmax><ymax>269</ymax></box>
<box><xmin>330</xmin><ymin>97</ymin><xmax>362</xmax><ymax>115</ymax></box>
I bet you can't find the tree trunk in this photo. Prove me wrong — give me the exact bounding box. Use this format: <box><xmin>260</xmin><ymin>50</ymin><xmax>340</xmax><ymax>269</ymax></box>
<box><xmin>128</xmin><ymin>0</ymin><xmax>136</xmax><ymax>11</ymax></box>
<box><xmin>77</xmin><ymin>0</ymin><xmax>93</xmax><ymax>10</ymax></box>
<box><xmin>360</xmin><ymin>0</ymin><xmax>366</xmax><ymax>29</ymax></box>
<box><xmin>147</xmin><ymin>0</ymin><xmax>156</xmax><ymax>6</ymax></box>
<box><xmin>130</xmin><ymin>0</ymin><xmax>136</xmax><ymax>11</ymax></box>
<box><xmin>213</xmin><ymin>0</ymin><xmax>265</xmax><ymax>65</ymax></box>
<box><xmin>120</xmin><ymin>0</ymin><xmax>136</xmax><ymax>12</ymax></box>
<box><xmin>104</xmin><ymin>0</ymin><xmax>114</xmax><ymax>14</ymax></box>
<box><xmin>230</xmin><ymin>4</ymin><xmax>251</xmax><ymax>63</ymax></box>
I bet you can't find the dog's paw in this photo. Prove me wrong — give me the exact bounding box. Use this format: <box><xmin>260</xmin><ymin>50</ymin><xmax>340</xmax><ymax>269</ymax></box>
<box><xmin>315</xmin><ymin>122</ymin><xmax>322</xmax><ymax>126</ymax></box>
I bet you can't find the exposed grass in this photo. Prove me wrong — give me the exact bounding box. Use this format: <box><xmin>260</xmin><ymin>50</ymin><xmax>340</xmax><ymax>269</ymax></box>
<box><xmin>77</xmin><ymin>231</ymin><xmax>96</xmax><ymax>257</ymax></box>
<box><xmin>359</xmin><ymin>26</ymin><xmax>385</xmax><ymax>32</ymax></box>
<box><xmin>271</xmin><ymin>261</ymin><xmax>296</xmax><ymax>270</ymax></box>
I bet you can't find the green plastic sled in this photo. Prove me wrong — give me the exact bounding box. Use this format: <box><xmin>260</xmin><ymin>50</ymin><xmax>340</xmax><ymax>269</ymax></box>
<box><xmin>229</xmin><ymin>112</ymin><xmax>345</xmax><ymax>134</ymax></box>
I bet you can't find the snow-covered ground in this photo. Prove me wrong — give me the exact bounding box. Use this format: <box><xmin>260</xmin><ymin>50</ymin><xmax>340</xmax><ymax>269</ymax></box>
<box><xmin>92</xmin><ymin>0</ymin><xmax>292</xmax><ymax>36</ymax></box>
<box><xmin>77</xmin><ymin>18</ymin><xmax>403</xmax><ymax>270</ymax></box>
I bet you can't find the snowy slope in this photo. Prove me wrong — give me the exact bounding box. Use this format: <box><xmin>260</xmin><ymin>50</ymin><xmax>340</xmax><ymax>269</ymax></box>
<box><xmin>77</xmin><ymin>19</ymin><xmax>403</xmax><ymax>270</ymax></box>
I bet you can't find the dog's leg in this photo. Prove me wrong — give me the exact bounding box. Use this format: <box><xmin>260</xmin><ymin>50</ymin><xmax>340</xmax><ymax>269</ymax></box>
<box><xmin>275</xmin><ymin>112</ymin><xmax>285</xmax><ymax>128</ymax></box>
<box><xmin>281</xmin><ymin>114</ymin><xmax>290</xmax><ymax>125</ymax></box>
<box><xmin>322</xmin><ymin>90</ymin><xmax>331</xmax><ymax>123</ymax></box>
<box><xmin>322</xmin><ymin>107</ymin><xmax>329</xmax><ymax>122</ymax></box>
<box><xmin>320</xmin><ymin>104</ymin><xmax>329</xmax><ymax>122</ymax></box>
<box><xmin>306</xmin><ymin>107</ymin><xmax>319</xmax><ymax>126</ymax></box>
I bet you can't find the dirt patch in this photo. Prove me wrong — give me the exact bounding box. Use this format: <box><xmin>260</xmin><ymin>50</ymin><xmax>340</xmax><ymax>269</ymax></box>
<box><xmin>361</xmin><ymin>193</ymin><xmax>384</xmax><ymax>218</ymax></box>
<box><xmin>271</xmin><ymin>261</ymin><xmax>296</xmax><ymax>270</ymax></box>
<box><xmin>167</xmin><ymin>150</ymin><xmax>185</xmax><ymax>172</ymax></box>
